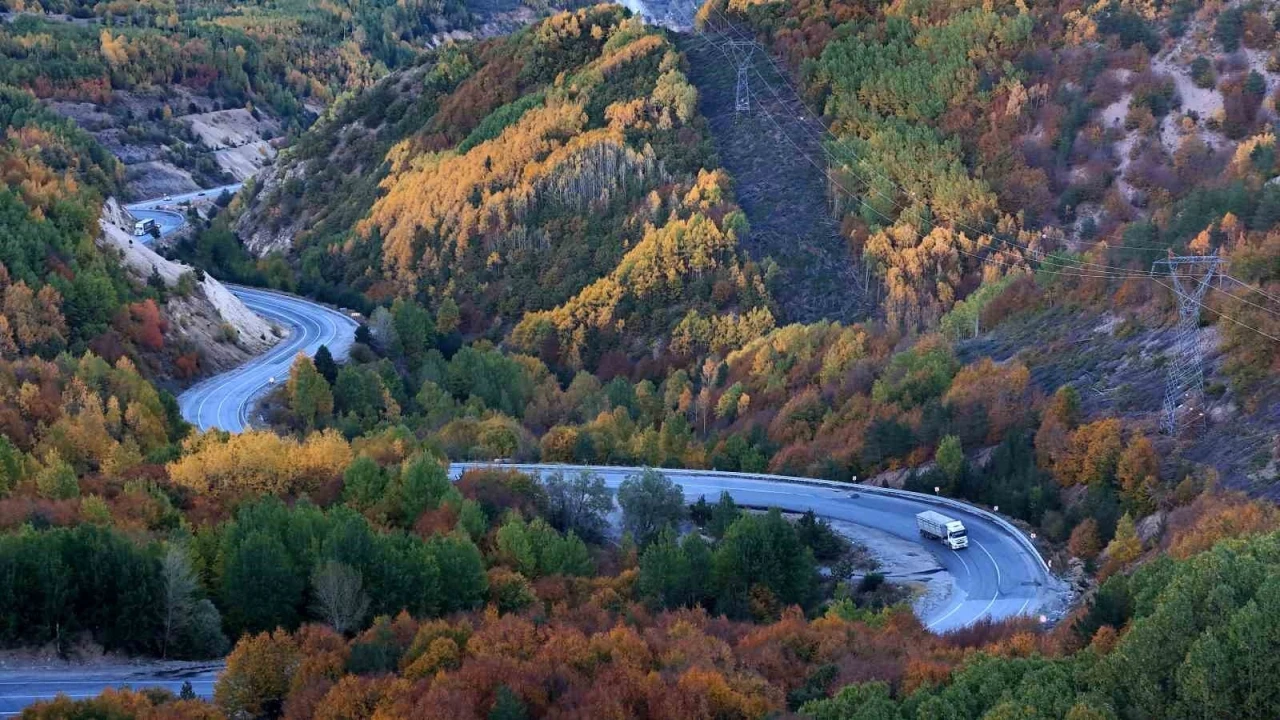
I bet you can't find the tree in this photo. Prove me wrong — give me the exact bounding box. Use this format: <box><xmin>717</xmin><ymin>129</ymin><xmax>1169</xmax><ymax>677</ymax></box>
<box><xmin>216</xmin><ymin>629</ymin><xmax>300</xmax><ymax>720</ymax></box>
<box><xmin>429</xmin><ymin>533</ymin><xmax>488</xmax><ymax>613</ymax></box>
<box><xmin>489</xmin><ymin>685</ymin><xmax>528</xmax><ymax>720</ymax></box>
<box><xmin>1068</xmin><ymin>518</ymin><xmax>1102</xmax><ymax>561</ymax></box>
<box><xmin>287</xmin><ymin>353</ymin><xmax>334</xmax><ymax>430</ymax></box>
<box><xmin>936</xmin><ymin>435</ymin><xmax>965</xmax><ymax>483</ymax></box>
<box><xmin>391</xmin><ymin>298</ymin><xmax>436</xmax><ymax>371</ymax></box>
<box><xmin>343</xmin><ymin>456</ymin><xmax>388</xmax><ymax>511</ymax></box>
<box><xmin>1117</xmin><ymin>434</ymin><xmax>1160</xmax><ymax>514</ymax></box>
<box><xmin>220</xmin><ymin>531</ymin><xmax>306</xmax><ymax>636</ymax></box>
<box><xmin>159</xmin><ymin>545</ymin><xmax>199</xmax><ymax>659</ymax></box>
<box><xmin>395</xmin><ymin>454</ymin><xmax>454</xmax><ymax>523</ymax></box>
<box><xmin>617</xmin><ymin>468</ymin><xmax>685</xmax><ymax>547</ymax></box>
<box><xmin>544</xmin><ymin>470</ymin><xmax>613</xmax><ymax>541</ymax></box>
<box><xmin>314</xmin><ymin>344</ymin><xmax>338</xmax><ymax>386</ymax></box>
<box><xmin>639</xmin><ymin>527</ymin><xmax>701</xmax><ymax>609</ymax></box>
<box><xmin>311</xmin><ymin>560</ymin><xmax>370</xmax><ymax>635</ymax></box>
<box><xmin>713</xmin><ymin>509</ymin><xmax>817</xmax><ymax>620</ymax></box>
<box><xmin>1101</xmin><ymin>513</ymin><xmax>1142</xmax><ymax>577</ymax></box>
<box><xmin>707</xmin><ymin>491</ymin><xmax>740</xmax><ymax>539</ymax></box>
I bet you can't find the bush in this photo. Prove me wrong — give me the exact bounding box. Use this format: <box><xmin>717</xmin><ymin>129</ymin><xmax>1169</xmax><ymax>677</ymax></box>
<box><xmin>1190</xmin><ymin>57</ymin><xmax>1216</xmax><ymax>89</ymax></box>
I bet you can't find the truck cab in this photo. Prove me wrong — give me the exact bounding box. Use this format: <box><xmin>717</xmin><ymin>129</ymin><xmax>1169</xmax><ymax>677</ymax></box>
<box><xmin>942</xmin><ymin>520</ymin><xmax>968</xmax><ymax>549</ymax></box>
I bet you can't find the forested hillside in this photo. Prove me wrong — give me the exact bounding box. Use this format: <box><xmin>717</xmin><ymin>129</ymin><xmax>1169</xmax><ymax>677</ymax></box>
<box><xmin>230</xmin><ymin>6</ymin><xmax>774</xmax><ymax>364</ymax></box>
<box><xmin>2</xmin><ymin>1</ymin><xmax>1280</xmax><ymax>719</ymax></box>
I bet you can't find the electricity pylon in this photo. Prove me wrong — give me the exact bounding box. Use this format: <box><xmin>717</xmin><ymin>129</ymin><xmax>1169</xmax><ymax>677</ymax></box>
<box><xmin>1152</xmin><ymin>254</ymin><xmax>1223</xmax><ymax>435</ymax></box>
<box><xmin>726</xmin><ymin>40</ymin><xmax>754</xmax><ymax>115</ymax></box>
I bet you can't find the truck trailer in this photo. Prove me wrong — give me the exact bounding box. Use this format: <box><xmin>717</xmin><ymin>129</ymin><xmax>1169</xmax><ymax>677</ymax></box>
<box><xmin>916</xmin><ymin>510</ymin><xmax>968</xmax><ymax>550</ymax></box>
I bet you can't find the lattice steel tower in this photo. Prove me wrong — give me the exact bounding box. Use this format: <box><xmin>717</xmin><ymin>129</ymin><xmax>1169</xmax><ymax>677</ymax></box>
<box><xmin>1153</xmin><ymin>255</ymin><xmax>1223</xmax><ymax>435</ymax></box>
<box><xmin>727</xmin><ymin>40</ymin><xmax>754</xmax><ymax>115</ymax></box>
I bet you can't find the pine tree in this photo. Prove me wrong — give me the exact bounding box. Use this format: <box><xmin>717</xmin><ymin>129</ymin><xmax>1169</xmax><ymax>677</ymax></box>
<box><xmin>313</xmin><ymin>344</ymin><xmax>338</xmax><ymax>386</ymax></box>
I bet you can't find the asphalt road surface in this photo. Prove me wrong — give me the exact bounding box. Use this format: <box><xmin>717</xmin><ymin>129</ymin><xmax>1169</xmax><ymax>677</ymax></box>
<box><xmin>453</xmin><ymin>463</ymin><xmax>1060</xmax><ymax>634</ymax></box>
<box><xmin>125</xmin><ymin>183</ymin><xmax>242</xmax><ymax>238</ymax></box>
<box><xmin>177</xmin><ymin>285</ymin><xmax>357</xmax><ymax>432</ymax></box>
<box><xmin>127</xmin><ymin>183</ymin><xmax>243</xmax><ymax>211</ymax></box>
<box><xmin>121</xmin><ymin>187</ymin><xmax>357</xmax><ymax>433</ymax></box>
<box><xmin>0</xmin><ymin>665</ymin><xmax>219</xmax><ymax>717</ymax></box>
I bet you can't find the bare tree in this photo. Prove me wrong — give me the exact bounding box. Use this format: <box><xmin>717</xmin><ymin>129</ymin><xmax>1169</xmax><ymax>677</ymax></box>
<box><xmin>311</xmin><ymin>560</ymin><xmax>370</xmax><ymax>635</ymax></box>
<box><xmin>160</xmin><ymin>545</ymin><xmax>198</xmax><ymax>658</ymax></box>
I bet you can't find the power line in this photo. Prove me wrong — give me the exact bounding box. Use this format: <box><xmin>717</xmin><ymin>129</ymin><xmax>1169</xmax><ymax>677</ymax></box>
<box><xmin>1153</xmin><ymin>256</ymin><xmax>1221</xmax><ymax>435</ymax></box>
<box><xmin>682</xmin><ymin>9</ymin><xmax>1280</xmax><ymax>344</ymax></box>
<box><xmin>689</xmin><ymin>5</ymin><xmax>1280</xmax><ymax>298</ymax></box>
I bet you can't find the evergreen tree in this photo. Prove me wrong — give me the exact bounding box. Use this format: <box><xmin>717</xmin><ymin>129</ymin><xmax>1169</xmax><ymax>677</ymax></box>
<box><xmin>313</xmin><ymin>344</ymin><xmax>338</xmax><ymax>385</ymax></box>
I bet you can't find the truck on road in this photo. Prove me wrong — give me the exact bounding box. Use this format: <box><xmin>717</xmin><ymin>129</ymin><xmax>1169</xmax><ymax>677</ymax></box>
<box><xmin>133</xmin><ymin>218</ymin><xmax>158</xmax><ymax>236</ymax></box>
<box><xmin>916</xmin><ymin>510</ymin><xmax>968</xmax><ymax>550</ymax></box>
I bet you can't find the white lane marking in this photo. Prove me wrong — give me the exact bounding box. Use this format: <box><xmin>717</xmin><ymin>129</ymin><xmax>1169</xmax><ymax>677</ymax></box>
<box><xmin>973</xmin><ymin>538</ymin><xmax>1002</xmax><ymax>622</ymax></box>
<box><xmin>926</xmin><ymin>600</ymin><xmax>966</xmax><ymax>630</ymax></box>
<box><xmin>977</xmin><ymin>537</ymin><xmax>1002</xmax><ymax>589</ymax></box>
<box><xmin>951</xmin><ymin>546</ymin><xmax>972</xmax><ymax>578</ymax></box>
<box><xmin>681</xmin><ymin>484</ymin><xmax>791</xmax><ymax>496</ymax></box>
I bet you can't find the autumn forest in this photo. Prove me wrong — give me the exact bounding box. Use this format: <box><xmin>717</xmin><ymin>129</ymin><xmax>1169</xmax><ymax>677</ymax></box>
<box><xmin>1</xmin><ymin>0</ymin><xmax>1280</xmax><ymax>718</ymax></box>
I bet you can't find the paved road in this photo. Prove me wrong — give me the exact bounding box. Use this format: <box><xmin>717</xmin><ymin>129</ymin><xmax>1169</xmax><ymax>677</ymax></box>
<box><xmin>124</xmin><ymin>183</ymin><xmax>242</xmax><ymax>238</ymax></box>
<box><xmin>453</xmin><ymin>463</ymin><xmax>1060</xmax><ymax>634</ymax></box>
<box><xmin>0</xmin><ymin>666</ymin><xmax>219</xmax><ymax>717</ymax></box>
<box><xmin>0</xmin><ymin>183</ymin><xmax>1058</xmax><ymax>714</ymax></box>
<box><xmin>127</xmin><ymin>183</ymin><xmax>243</xmax><ymax>211</ymax></box>
<box><xmin>177</xmin><ymin>285</ymin><xmax>357</xmax><ymax>432</ymax></box>
<box><xmin>122</xmin><ymin>187</ymin><xmax>357</xmax><ymax>433</ymax></box>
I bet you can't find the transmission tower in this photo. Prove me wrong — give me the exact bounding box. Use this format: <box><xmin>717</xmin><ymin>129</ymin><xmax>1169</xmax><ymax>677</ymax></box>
<box><xmin>726</xmin><ymin>40</ymin><xmax>754</xmax><ymax>115</ymax></box>
<box><xmin>1152</xmin><ymin>255</ymin><xmax>1223</xmax><ymax>435</ymax></box>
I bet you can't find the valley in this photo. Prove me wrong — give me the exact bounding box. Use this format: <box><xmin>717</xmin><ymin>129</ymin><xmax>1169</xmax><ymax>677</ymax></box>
<box><xmin>0</xmin><ymin>1</ymin><xmax>1278</xmax><ymax>719</ymax></box>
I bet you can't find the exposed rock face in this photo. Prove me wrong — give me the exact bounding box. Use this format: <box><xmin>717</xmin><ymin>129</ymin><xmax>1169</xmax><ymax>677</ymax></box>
<box><xmin>1136</xmin><ymin>511</ymin><xmax>1166</xmax><ymax>546</ymax></box>
<box><xmin>233</xmin><ymin>162</ymin><xmax>309</xmax><ymax>257</ymax></box>
<box><xmin>98</xmin><ymin>199</ymin><xmax>281</xmax><ymax>374</ymax></box>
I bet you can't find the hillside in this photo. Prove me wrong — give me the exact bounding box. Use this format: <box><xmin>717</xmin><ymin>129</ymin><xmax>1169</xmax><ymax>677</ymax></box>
<box><xmin>2</xmin><ymin>2</ymin><xmax>1280</xmax><ymax>719</ymax></box>
<box><xmin>231</xmin><ymin>7</ymin><xmax>775</xmax><ymax>371</ymax></box>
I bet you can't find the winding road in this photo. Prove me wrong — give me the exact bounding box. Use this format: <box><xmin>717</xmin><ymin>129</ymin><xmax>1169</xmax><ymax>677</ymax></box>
<box><xmin>177</xmin><ymin>286</ymin><xmax>357</xmax><ymax>432</ymax></box>
<box><xmin>123</xmin><ymin>189</ymin><xmax>357</xmax><ymax>433</ymax></box>
<box><xmin>0</xmin><ymin>188</ymin><xmax>1062</xmax><ymax>715</ymax></box>
<box><xmin>452</xmin><ymin>463</ymin><xmax>1061</xmax><ymax>634</ymax></box>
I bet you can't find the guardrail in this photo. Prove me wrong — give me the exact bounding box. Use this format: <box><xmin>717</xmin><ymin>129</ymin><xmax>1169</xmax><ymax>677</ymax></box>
<box><xmin>451</xmin><ymin>462</ymin><xmax>1055</xmax><ymax>578</ymax></box>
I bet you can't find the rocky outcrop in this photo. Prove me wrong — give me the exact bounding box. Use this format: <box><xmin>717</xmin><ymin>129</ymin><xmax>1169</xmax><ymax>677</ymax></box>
<box><xmin>232</xmin><ymin>162</ymin><xmax>308</xmax><ymax>257</ymax></box>
<box><xmin>98</xmin><ymin>199</ymin><xmax>281</xmax><ymax>373</ymax></box>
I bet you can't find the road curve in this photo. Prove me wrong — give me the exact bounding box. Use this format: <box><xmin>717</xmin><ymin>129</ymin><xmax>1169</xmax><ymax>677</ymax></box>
<box><xmin>452</xmin><ymin>462</ymin><xmax>1062</xmax><ymax>634</ymax></box>
<box><xmin>177</xmin><ymin>285</ymin><xmax>357</xmax><ymax>433</ymax></box>
<box><xmin>120</xmin><ymin>188</ymin><xmax>357</xmax><ymax>433</ymax></box>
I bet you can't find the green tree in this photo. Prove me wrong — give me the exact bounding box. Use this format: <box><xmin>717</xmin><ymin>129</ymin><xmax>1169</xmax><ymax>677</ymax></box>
<box><xmin>429</xmin><ymin>533</ymin><xmax>487</xmax><ymax>613</ymax></box>
<box><xmin>712</xmin><ymin>509</ymin><xmax>817</xmax><ymax>620</ymax></box>
<box><xmin>391</xmin><ymin>298</ymin><xmax>436</xmax><ymax>372</ymax></box>
<box><xmin>707</xmin><ymin>491</ymin><xmax>740</xmax><ymax>539</ymax></box>
<box><xmin>313</xmin><ymin>344</ymin><xmax>338</xmax><ymax>386</ymax></box>
<box><xmin>639</xmin><ymin>527</ymin><xmax>695</xmax><ymax>609</ymax></box>
<box><xmin>395</xmin><ymin>454</ymin><xmax>455</xmax><ymax>522</ymax></box>
<box><xmin>617</xmin><ymin>468</ymin><xmax>685</xmax><ymax>547</ymax></box>
<box><xmin>936</xmin><ymin>434</ymin><xmax>965</xmax><ymax>482</ymax></box>
<box><xmin>342</xmin><ymin>456</ymin><xmax>387</xmax><ymax>511</ymax></box>
<box><xmin>220</xmin><ymin>531</ymin><xmax>305</xmax><ymax>636</ymax></box>
<box><xmin>544</xmin><ymin>470</ymin><xmax>613</xmax><ymax>542</ymax></box>
<box><xmin>489</xmin><ymin>685</ymin><xmax>528</xmax><ymax>720</ymax></box>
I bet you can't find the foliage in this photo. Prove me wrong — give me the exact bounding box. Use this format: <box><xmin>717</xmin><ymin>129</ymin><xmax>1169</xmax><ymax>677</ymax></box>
<box><xmin>617</xmin><ymin>468</ymin><xmax>685</xmax><ymax>547</ymax></box>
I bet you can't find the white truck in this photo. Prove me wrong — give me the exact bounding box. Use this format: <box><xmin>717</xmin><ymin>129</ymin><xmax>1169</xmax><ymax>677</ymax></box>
<box><xmin>916</xmin><ymin>510</ymin><xmax>968</xmax><ymax>550</ymax></box>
